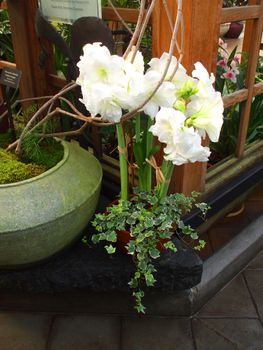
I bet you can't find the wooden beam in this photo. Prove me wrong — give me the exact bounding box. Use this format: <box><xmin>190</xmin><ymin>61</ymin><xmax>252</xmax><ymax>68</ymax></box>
<box><xmin>221</xmin><ymin>5</ymin><xmax>261</xmax><ymax>23</ymax></box>
<box><xmin>102</xmin><ymin>7</ymin><xmax>142</xmax><ymax>24</ymax></box>
<box><xmin>0</xmin><ymin>60</ymin><xmax>16</xmax><ymax>70</ymax></box>
<box><xmin>223</xmin><ymin>89</ymin><xmax>248</xmax><ymax>108</ymax></box>
<box><xmin>242</xmin><ymin>0</ymin><xmax>259</xmax><ymax>53</ymax></box>
<box><xmin>253</xmin><ymin>82</ymin><xmax>263</xmax><ymax>95</ymax></box>
<box><xmin>236</xmin><ymin>0</ymin><xmax>263</xmax><ymax>158</ymax></box>
<box><xmin>217</xmin><ymin>83</ymin><xmax>262</xmax><ymax>109</ymax></box>
<box><xmin>6</xmin><ymin>0</ymin><xmax>52</xmax><ymax>101</ymax></box>
<box><xmin>152</xmin><ymin>0</ymin><xmax>222</xmax><ymax>195</ymax></box>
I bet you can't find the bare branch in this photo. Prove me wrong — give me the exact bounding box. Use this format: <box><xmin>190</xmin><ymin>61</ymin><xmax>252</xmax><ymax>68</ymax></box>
<box><xmin>0</xmin><ymin>96</ymin><xmax>53</xmax><ymax>121</ymax></box>
<box><xmin>121</xmin><ymin>0</ymin><xmax>183</xmax><ymax>122</ymax></box>
<box><xmin>107</xmin><ymin>0</ymin><xmax>133</xmax><ymax>35</ymax></box>
<box><xmin>123</xmin><ymin>0</ymin><xmax>146</xmax><ymax>59</ymax></box>
<box><xmin>15</xmin><ymin>82</ymin><xmax>77</xmax><ymax>154</ymax></box>
<box><xmin>131</xmin><ymin>0</ymin><xmax>157</xmax><ymax>63</ymax></box>
<box><xmin>34</xmin><ymin>121</ymin><xmax>90</xmax><ymax>139</ymax></box>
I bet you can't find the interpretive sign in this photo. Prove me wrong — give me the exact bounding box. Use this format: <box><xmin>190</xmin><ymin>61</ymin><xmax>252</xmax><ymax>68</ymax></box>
<box><xmin>39</xmin><ymin>0</ymin><xmax>101</xmax><ymax>23</ymax></box>
<box><xmin>0</xmin><ymin>68</ymin><xmax>22</xmax><ymax>89</ymax></box>
<box><xmin>0</xmin><ymin>67</ymin><xmax>22</xmax><ymax>140</ymax></box>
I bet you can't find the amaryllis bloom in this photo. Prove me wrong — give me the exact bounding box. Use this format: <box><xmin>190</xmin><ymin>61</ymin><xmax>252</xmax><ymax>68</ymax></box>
<box><xmin>118</xmin><ymin>71</ymin><xmax>146</xmax><ymax>111</ymax></box>
<box><xmin>77</xmin><ymin>42</ymin><xmax>125</xmax><ymax>86</ymax></box>
<box><xmin>148</xmin><ymin>52</ymin><xmax>188</xmax><ymax>89</ymax></box>
<box><xmin>125</xmin><ymin>46</ymin><xmax>145</xmax><ymax>74</ymax></box>
<box><xmin>149</xmin><ymin>107</ymin><xmax>186</xmax><ymax>144</ymax></box>
<box><xmin>142</xmin><ymin>71</ymin><xmax>176</xmax><ymax>119</ymax></box>
<box><xmin>80</xmin><ymin>83</ymin><xmax>123</xmax><ymax>122</ymax></box>
<box><xmin>192</xmin><ymin>62</ymin><xmax>215</xmax><ymax>97</ymax></box>
<box><xmin>164</xmin><ymin>126</ymin><xmax>211</xmax><ymax>165</ymax></box>
<box><xmin>77</xmin><ymin>42</ymin><xmax>147</xmax><ymax>121</ymax></box>
<box><xmin>186</xmin><ymin>92</ymin><xmax>224</xmax><ymax>142</ymax></box>
<box><xmin>149</xmin><ymin>107</ymin><xmax>210</xmax><ymax>165</ymax></box>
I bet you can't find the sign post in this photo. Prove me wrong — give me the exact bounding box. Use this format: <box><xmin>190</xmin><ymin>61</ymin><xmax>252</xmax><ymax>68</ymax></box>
<box><xmin>39</xmin><ymin>0</ymin><xmax>102</xmax><ymax>23</ymax></box>
<box><xmin>0</xmin><ymin>67</ymin><xmax>22</xmax><ymax>141</ymax></box>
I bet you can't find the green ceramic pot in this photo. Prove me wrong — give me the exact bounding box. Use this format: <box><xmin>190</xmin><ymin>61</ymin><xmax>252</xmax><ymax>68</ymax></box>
<box><xmin>0</xmin><ymin>140</ymin><xmax>102</xmax><ymax>268</ymax></box>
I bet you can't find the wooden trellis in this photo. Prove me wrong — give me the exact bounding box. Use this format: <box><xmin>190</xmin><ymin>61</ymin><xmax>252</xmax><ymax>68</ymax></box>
<box><xmin>0</xmin><ymin>0</ymin><xmax>263</xmax><ymax>198</ymax></box>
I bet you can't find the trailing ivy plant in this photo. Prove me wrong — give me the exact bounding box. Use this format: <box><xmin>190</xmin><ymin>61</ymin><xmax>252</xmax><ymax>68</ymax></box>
<box><xmin>91</xmin><ymin>188</ymin><xmax>209</xmax><ymax>313</ymax></box>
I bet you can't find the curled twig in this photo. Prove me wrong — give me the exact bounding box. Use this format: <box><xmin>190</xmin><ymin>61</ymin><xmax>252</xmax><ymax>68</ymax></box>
<box><xmin>123</xmin><ymin>0</ymin><xmax>146</xmax><ymax>59</ymax></box>
<box><xmin>15</xmin><ymin>82</ymin><xmax>77</xmax><ymax>154</ymax></box>
<box><xmin>108</xmin><ymin>0</ymin><xmax>133</xmax><ymax>35</ymax></box>
<box><xmin>121</xmin><ymin>0</ymin><xmax>183</xmax><ymax>122</ymax></box>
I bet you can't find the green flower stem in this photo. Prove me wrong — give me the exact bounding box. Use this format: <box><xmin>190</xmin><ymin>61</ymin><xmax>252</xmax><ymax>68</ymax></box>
<box><xmin>158</xmin><ymin>159</ymin><xmax>174</xmax><ymax>199</ymax></box>
<box><xmin>135</xmin><ymin>114</ymin><xmax>141</xmax><ymax>143</ymax></box>
<box><xmin>145</xmin><ymin>118</ymin><xmax>154</xmax><ymax>192</ymax></box>
<box><xmin>116</xmin><ymin>123</ymin><xmax>128</xmax><ymax>201</ymax></box>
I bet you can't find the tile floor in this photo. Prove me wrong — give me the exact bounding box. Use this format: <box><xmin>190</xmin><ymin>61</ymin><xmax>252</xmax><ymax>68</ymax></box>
<box><xmin>0</xmin><ymin>247</ymin><xmax>262</xmax><ymax>349</ymax></box>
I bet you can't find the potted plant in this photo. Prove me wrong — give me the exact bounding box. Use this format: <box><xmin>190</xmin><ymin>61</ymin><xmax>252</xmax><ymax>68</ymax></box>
<box><xmin>72</xmin><ymin>35</ymin><xmax>224</xmax><ymax>312</ymax></box>
<box><xmin>0</xmin><ymin>0</ymin><xmax>224</xmax><ymax>310</ymax></box>
<box><xmin>0</xmin><ymin>97</ymin><xmax>103</xmax><ymax>268</ymax></box>
<box><xmin>222</xmin><ymin>0</ymin><xmax>247</xmax><ymax>39</ymax></box>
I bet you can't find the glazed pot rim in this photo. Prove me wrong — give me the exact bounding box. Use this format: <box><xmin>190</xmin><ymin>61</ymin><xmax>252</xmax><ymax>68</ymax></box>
<box><xmin>0</xmin><ymin>139</ymin><xmax>69</xmax><ymax>188</ymax></box>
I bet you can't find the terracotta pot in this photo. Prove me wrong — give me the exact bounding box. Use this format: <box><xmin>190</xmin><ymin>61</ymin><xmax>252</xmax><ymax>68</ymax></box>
<box><xmin>107</xmin><ymin>199</ymin><xmax>172</xmax><ymax>254</ymax></box>
<box><xmin>116</xmin><ymin>229</ymin><xmax>169</xmax><ymax>254</ymax></box>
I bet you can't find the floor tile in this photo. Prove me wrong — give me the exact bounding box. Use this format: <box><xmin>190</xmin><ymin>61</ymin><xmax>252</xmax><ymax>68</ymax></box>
<box><xmin>198</xmin><ymin>275</ymin><xmax>257</xmax><ymax>317</ymax></box>
<box><xmin>193</xmin><ymin>318</ymin><xmax>263</xmax><ymax>350</ymax></box>
<box><xmin>247</xmin><ymin>250</ymin><xmax>263</xmax><ymax>270</ymax></box>
<box><xmin>49</xmin><ymin>315</ymin><xmax>120</xmax><ymax>350</ymax></box>
<box><xmin>0</xmin><ymin>312</ymin><xmax>51</xmax><ymax>350</ymax></box>
<box><xmin>244</xmin><ymin>270</ymin><xmax>263</xmax><ymax>319</ymax></box>
<box><xmin>122</xmin><ymin>317</ymin><xmax>194</xmax><ymax>350</ymax></box>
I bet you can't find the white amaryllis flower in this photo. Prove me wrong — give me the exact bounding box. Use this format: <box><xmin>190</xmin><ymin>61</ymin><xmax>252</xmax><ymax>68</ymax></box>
<box><xmin>149</xmin><ymin>107</ymin><xmax>185</xmax><ymax>144</ymax></box>
<box><xmin>77</xmin><ymin>42</ymin><xmax>126</xmax><ymax>86</ymax></box>
<box><xmin>184</xmin><ymin>61</ymin><xmax>224</xmax><ymax>142</ymax></box>
<box><xmin>164</xmin><ymin>127</ymin><xmax>211</xmax><ymax>165</ymax></box>
<box><xmin>80</xmin><ymin>83</ymin><xmax>123</xmax><ymax>123</ymax></box>
<box><xmin>150</xmin><ymin>107</ymin><xmax>210</xmax><ymax>165</ymax></box>
<box><xmin>142</xmin><ymin>71</ymin><xmax>176</xmax><ymax>119</ymax></box>
<box><xmin>192</xmin><ymin>61</ymin><xmax>215</xmax><ymax>98</ymax></box>
<box><xmin>186</xmin><ymin>92</ymin><xmax>224</xmax><ymax>142</ymax></box>
<box><xmin>125</xmin><ymin>46</ymin><xmax>145</xmax><ymax>74</ymax></box>
<box><xmin>148</xmin><ymin>52</ymin><xmax>188</xmax><ymax>89</ymax></box>
<box><xmin>119</xmin><ymin>71</ymin><xmax>146</xmax><ymax>111</ymax></box>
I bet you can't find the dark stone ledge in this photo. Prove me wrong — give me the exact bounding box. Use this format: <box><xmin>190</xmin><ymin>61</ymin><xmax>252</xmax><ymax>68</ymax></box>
<box><xmin>0</xmin><ymin>238</ymin><xmax>202</xmax><ymax>295</ymax></box>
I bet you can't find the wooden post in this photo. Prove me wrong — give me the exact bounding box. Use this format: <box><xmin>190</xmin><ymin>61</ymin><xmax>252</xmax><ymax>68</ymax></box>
<box><xmin>152</xmin><ymin>0</ymin><xmax>222</xmax><ymax>194</ymax></box>
<box><xmin>236</xmin><ymin>0</ymin><xmax>263</xmax><ymax>158</ymax></box>
<box><xmin>6</xmin><ymin>0</ymin><xmax>53</xmax><ymax>100</ymax></box>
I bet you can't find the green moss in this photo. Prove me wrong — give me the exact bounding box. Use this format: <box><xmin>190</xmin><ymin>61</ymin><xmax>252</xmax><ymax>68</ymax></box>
<box><xmin>0</xmin><ymin>149</ymin><xmax>46</xmax><ymax>184</ymax></box>
<box><xmin>0</xmin><ymin>138</ymin><xmax>64</xmax><ymax>184</ymax></box>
